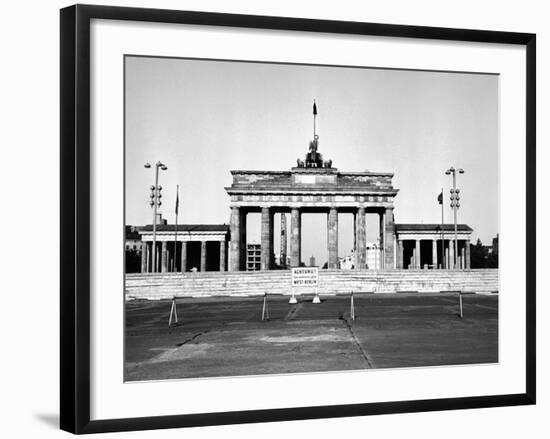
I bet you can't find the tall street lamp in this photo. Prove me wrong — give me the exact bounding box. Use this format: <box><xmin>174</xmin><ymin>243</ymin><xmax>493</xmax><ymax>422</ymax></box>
<box><xmin>445</xmin><ymin>166</ymin><xmax>464</xmax><ymax>269</ymax></box>
<box><xmin>144</xmin><ymin>161</ymin><xmax>168</xmax><ymax>272</ymax></box>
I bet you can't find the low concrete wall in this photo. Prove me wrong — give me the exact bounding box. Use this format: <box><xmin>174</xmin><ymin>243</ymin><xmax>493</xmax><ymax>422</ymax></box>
<box><xmin>125</xmin><ymin>269</ymin><xmax>499</xmax><ymax>300</ymax></box>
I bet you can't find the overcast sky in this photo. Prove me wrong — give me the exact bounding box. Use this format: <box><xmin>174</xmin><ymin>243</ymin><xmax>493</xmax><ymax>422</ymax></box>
<box><xmin>125</xmin><ymin>56</ymin><xmax>498</xmax><ymax>265</ymax></box>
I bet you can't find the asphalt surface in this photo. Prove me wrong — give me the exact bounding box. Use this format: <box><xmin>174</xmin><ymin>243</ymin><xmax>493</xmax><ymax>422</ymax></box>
<box><xmin>125</xmin><ymin>293</ymin><xmax>498</xmax><ymax>381</ymax></box>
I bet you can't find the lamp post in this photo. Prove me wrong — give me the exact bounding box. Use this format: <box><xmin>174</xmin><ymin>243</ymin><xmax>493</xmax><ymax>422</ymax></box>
<box><xmin>445</xmin><ymin>166</ymin><xmax>464</xmax><ymax>269</ymax></box>
<box><xmin>144</xmin><ymin>161</ymin><xmax>168</xmax><ymax>272</ymax></box>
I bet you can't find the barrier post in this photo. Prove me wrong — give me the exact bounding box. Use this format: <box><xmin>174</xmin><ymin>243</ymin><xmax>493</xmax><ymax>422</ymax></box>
<box><xmin>289</xmin><ymin>287</ymin><xmax>297</xmax><ymax>304</ymax></box>
<box><xmin>312</xmin><ymin>287</ymin><xmax>321</xmax><ymax>304</ymax></box>
<box><xmin>350</xmin><ymin>291</ymin><xmax>355</xmax><ymax>321</ymax></box>
<box><xmin>262</xmin><ymin>291</ymin><xmax>270</xmax><ymax>321</ymax></box>
<box><xmin>168</xmin><ymin>296</ymin><xmax>178</xmax><ymax>327</ymax></box>
<box><xmin>458</xmin><ymin>292</ymin><xmax>464</xmax><ymax>318</ymax></box>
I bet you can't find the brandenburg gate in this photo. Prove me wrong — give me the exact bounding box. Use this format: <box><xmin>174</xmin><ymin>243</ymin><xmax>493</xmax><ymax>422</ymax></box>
<box><xmin>225</xmin><ymin>136</ymin><xmax>399</xmax><ymax>271</ymax></box>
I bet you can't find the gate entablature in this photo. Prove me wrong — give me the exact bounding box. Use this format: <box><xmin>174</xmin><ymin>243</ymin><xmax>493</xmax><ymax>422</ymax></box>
<box><xmin>225</xmin><ymin>168</ymin><xmax>399</xmax><ymax>209</ymax></box>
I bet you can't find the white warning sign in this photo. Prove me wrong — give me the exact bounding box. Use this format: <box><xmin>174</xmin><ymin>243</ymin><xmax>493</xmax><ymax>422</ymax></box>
<box><xmin>291</xmin><ymin>267</ymin><xmax>319</xmax><ymax>287</ymax></box>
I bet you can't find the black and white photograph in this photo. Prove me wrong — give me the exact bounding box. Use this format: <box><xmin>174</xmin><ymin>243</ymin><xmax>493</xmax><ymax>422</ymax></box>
<box><xmin>124</xmin><ymin>56</ymin><xmax>499</xmax><ymax>382</ymax></box>
<box><xmin>0</xmin><ymin>0</ymin><xmax>545</xmax><ymax>435</ymax></box>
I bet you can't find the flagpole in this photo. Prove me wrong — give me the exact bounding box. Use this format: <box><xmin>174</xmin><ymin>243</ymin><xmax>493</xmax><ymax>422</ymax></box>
<box><xmin>441</xmin><ymin>187</ymin><xmax>445</xmax><ymax>269</ymax></box>
<box><xmin>313</xmin><ymin>99</ymin><xmax>316</xmax><ymax>138</ymax></box>
<box><xmin>174</xmin><ymin>184</ymin><xmax>179</xmax><ymax>272</ymax></box>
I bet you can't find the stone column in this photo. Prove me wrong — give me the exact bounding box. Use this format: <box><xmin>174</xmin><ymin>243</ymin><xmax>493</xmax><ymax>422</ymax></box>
<box><xmin>415</xmin><ymin>240</ymin><xmax>420</xmax><ymax>269</ymax></box>
<box><xmin>260</xmin><ymin>207</ymin><xmax>273</xmax><ymax>270</ymax></box>
<box><xmin>397</xmin><ymin>239</ymin><xmax>404</xmax><ymax>269</ymax></box>
<box><xmin>290</xmin><ymin>208</ymin><xmax>301</xmax><ymax>267</ymax></box>
<box><xmin>219</xmin><ymin>241</ymin><xmax>226</xmax><ymax>272</ymax></box>
<box><xmin>240</xmin><ymin>210</ymin><xmax>247</xmax><ymax>270</ymax></box>
<box><xmin>353</xmin><ymin>212</ymin><xmax>358</xmax><ymax>269</ymax></box>
<box><xmin>161</xmin><ymin>241</ymin><xmax>168</xmax><ymax>273</ymax></box>
<box><xmin>384</xmin><ymin>207</ymin><xmax>395</xmax><ymax>269</ymax></box>
<box><xmin>280</xmin><ymin>214</ymin><xmax>287</xmax><ymax>268</ymax></box>
<box><xmin>181</xmin><ymin>241</ymin><xmax>187</xmax><ymax>272</ymax></box>
<box><xmin>461</xmin><ymin>245</ymin><xmax>465</xmax><ymax>270</ymax></box>
<box><xmin>327</xmin><ymin>207</ymin><xmax>338</xmax><ymax>268</ymax></box>
<box><xmin>170</xmin><ymin>243</ymin><xmax>175</xmax><ymax>272</ymax></box>
<box><xmin>379</xmin><ymin>212</ymin><xmax>385</xmax><ymax>269</ymax></box>
<box><xmin>158</xmin><ymin>244</ymin><xmax>162</xmax><ymax>272</ymax></box>
<box><xmin>356</xmin><ymin>207</ymin><xmax>366</xmax><ymax>269</ymax></box>
<box><xmin>449</xmin><ymin>239</ymin><xmax>455</xmax><ymax>269</ymax></box>
<box><xmin>200</xmin><ymin>241</ymin><xmax>207</xmax><ymax>272</ymax></box>
<box><xmin>432</xmin><ymin>239</ymin><xmax>438</xmax><ymax>269</ymax></box>
<box><xmin>141</xmin><ymin>242</ymin><xmax>148</xmax><ymax>273</ymax></box>
<box><xmin>146</xmin><ymin>242</ymin><xmax>151</xmax><ymax>272</ymax></box>
<box><xmin>465</xmin><ymin>240</ymin><xmax>471</xmax><ymax>269</ymax></box>
<box><xmin>229</xmin><ymin>206</ymin><xmax>241</xmax><ymax>271</ymax></box>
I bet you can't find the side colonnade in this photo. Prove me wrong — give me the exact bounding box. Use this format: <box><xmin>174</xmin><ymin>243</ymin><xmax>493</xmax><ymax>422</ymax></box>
<box><xmin>139</xmin><ymin>226</ymin><xmax>229</xmax><ymax>273</ymax></box>
<box><xmin>395</xmin><ymin>225</ymin><xmax>473</xmax><ymax>270</ymax></box>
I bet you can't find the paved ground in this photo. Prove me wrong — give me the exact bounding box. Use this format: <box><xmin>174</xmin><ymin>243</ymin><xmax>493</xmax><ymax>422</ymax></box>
<box><xmin>125</xmin><ymin>293</ymin><xmax>498</xmax><ymax>381</ymax></box>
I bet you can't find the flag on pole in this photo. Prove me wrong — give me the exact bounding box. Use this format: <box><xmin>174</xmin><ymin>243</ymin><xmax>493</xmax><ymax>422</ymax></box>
<box><xmin>174</xmin><ymin>185</ymin><xmax>179</xmax><ymax>273</ymax></box>
<box><xmin>313</xmin><ymin>100</ymin><xmax>317</xmax><ymax>115</ymax></box>
<box><xmin>437</xmin><ymin>191</ymin><xmax>443</xmax><ymax>205</ymax></box>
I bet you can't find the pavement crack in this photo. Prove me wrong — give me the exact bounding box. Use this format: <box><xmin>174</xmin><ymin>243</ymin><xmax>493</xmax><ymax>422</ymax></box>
<box><xmin>284</xmin><ymin>302</ymin><xmax>302</xmax><ymax>321</ymax></box>
<box><xmin>176</xmin><ymin>330</ymin><xmax>210</xmax><ymax>347</ymax></box>
<box><xmin>343</xmin><ymin>319</ymin><xmax>374</xmax><ymax>368</ymax></box>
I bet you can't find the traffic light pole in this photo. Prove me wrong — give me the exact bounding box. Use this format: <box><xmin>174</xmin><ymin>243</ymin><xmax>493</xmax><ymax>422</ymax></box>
<box><xmin>452</xmin><ymin>172</ymin><xmax>458</xmax><ymax>270</ymax></box>
<box><xmin>145</xmin><ymin>161</ymin><xmax>167</xmax><ymax>273</ymax></box>
<box><xmin>152</xmin><ymin>165</ymin><xmax>159</xmax><ymax>273</ymax></box>
<box><xmin>446</xmin><ymin>166</ymin><xmax>464</xmax><ymax>270</ymax></box>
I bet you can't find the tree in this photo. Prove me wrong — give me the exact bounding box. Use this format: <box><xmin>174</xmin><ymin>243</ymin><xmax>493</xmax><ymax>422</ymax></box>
<box><xmin>469</xmin><ymin>237</ymin><xmax>499</xmax><ymax>269</ymax></box>
<box><xmin>487</xmin><ymin>235</ymin><xmax>499</xmax><ymax>268</ymax></box>
<box><xmin>125</xmin><ymin>248</ymin><xmax>141</xmax><ymax>273</ymax></box>
<box><xmin>470</xmin><ymin>238</ymin><xmax>487</xmax><ymax>268</ymax></box>
<box><xmin>486</xmin><ymin>251</ymin><xmax>498</xmax><ymax>268</ymax></box>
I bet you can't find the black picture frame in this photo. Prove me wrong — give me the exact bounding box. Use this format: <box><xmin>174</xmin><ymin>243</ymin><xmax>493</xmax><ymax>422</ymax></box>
<box><xmin>60</xmin><ymin>4</ymin><xmax>536</xmax><ymax>434</ymax></box>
